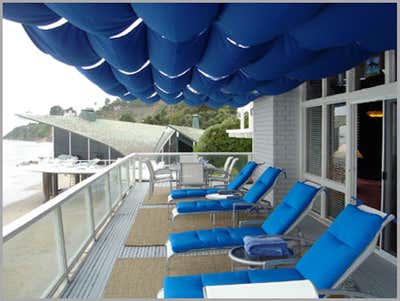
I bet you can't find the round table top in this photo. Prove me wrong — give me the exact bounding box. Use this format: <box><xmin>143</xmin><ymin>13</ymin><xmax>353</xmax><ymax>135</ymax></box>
<box><xmin>228</xmin><ymin>246</ymin><xmax>290</xmax><ymax>267</ymax></box>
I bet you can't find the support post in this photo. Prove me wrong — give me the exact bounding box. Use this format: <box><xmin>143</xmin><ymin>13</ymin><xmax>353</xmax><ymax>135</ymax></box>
<box><xmin>54</xmin><ymin>206</ymin><xmax>69</xmax><ymax>282</ymax></box>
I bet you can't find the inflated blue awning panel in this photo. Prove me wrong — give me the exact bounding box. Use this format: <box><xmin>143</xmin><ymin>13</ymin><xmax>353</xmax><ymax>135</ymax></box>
<box><xmin>45</xmin><ymin>3</ymin><xmax>138</xmax><ymax>37</ymax></box>
<box><xmin>4</xmin><ymin>3</ymin><xmax>396</xmax><ymax>108</ymax></box>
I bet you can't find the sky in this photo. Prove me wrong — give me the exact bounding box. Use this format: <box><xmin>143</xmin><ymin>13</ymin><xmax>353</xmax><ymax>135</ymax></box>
<box><xmin>2</xmin><ymin>20</ymin><xmax>113</xmax><ymax>135</ymax></box>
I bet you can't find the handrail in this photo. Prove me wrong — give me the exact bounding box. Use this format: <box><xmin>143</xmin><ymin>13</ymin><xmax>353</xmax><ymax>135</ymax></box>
<box><xmin>135</xmin><ymin>152</ymin><xmax>253</xmax><ymax>156</ymax></box>
<box><xmin>3</xmin><ymin>152</ymin><xmax>137</xmax><ymax>241</ymax></box>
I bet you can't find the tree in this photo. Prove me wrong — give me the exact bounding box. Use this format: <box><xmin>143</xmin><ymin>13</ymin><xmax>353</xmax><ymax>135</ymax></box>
<box><xmin>49</xmin><ymin>105</ymin><xmax>64</xmax><ymax>116</ymax></box>
<box><xmin>104</xmin><ymin>98</ymin><xmax>111</xmax><ymax>106</ymax></box>
<box><xmin>194</xmin><ymin>118</ymin><xmax>252</xmax><ymax>153</ymax></box>
<box><xmin>119</xmin><ymin>112</ymin><xmax>136</xmax><ymax>123</ymax></box>
<box><xmin>194</xmin><ymin>117</ymin><xmax>252</xmax><ymax>169</ymax></box>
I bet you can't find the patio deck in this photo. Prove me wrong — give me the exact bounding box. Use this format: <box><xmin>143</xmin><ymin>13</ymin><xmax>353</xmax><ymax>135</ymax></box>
<box><xmin>62</xmin><ymin>183</ymin><xmax>397</xmax><ymax>298</ymax></box>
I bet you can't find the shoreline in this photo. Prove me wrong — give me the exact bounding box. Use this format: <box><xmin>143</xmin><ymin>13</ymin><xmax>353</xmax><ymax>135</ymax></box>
<box><xmin>3</xmin><ymin>190</ymin><xmax>45</xmax><ymax>226</ymax></box>
<box><xmin>3</xmin><ymin>175</ymin><xmax>72</xmax><ymax>226</ymax></box>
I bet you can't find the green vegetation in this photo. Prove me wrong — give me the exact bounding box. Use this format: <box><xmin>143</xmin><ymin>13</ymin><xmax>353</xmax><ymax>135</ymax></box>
<box><xmin>142</xmin><ymin>103</ymin><xmax>237</xmax><ymax>129</ymax></box>
<box><xmin>195</xmin><ymin>118</ymin><xmax>252</xmax><ymax>152</ymax></box>
<box><xmin>96</xmin><ymin>99</ymin><xmax>165</xmax><ymax>122</ymax></box>
<box><xmin>49</xmin><ymin>105</ymin><xmax>64</xmax><ymax>116</ymax></box>
<box><xmin>4</xmin><ymin>123</ymin><xmax>51</xmax><ymax>141</ymax></box>
<box><xmin>119</xmin><ymin>112</ymin><xmax>136</xmax><ymax>123</ymax></box>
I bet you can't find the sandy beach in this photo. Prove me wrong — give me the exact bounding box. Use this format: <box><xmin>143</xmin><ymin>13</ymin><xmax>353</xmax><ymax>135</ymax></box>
<box><xmin>3</xmin><ymin>175</ymin><xmax>74</xmax><ymax>226</ymax></box>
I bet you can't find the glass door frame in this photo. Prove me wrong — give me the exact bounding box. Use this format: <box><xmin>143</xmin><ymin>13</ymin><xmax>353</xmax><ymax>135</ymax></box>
<box><xmin>299</xmin><ymin>50</ymin><xmax>397</xmax><ymax>263</ymax></box>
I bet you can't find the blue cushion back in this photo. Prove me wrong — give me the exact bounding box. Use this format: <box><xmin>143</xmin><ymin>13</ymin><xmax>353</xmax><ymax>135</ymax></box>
<box><xmin>262</xmin><ymin>181</ymin><xmax>319</xmax><ymax>235</ymax></box>
<box><xmin>295</xmin><ymin>205</ymin><xmax>384</xmax><ymax>289</ymax></box>
<box><xmin>226</xmin><ymin>161</ymin><xmax>258</xmax><ymax>190</ymax></box>
<box><xmin>242</xmin><ymin>167</ymin><xmax>281</xmax><ymax>203</ymax></box>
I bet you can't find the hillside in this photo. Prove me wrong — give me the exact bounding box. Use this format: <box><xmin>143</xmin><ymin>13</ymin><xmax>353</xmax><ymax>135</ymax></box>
<box><xmin>4</xmin><ymin>122</ymin><xmax>51</xmax><ymax>142</ymax></box>
<box><xmin>96</xmin><ymin>99</ymin><xmax>167</xmax><ymax>122</ymax></box>
<box><xmin>5</xmin><ymin>98</ymin><xmax>239</xmax><ymax>142</ymax></box>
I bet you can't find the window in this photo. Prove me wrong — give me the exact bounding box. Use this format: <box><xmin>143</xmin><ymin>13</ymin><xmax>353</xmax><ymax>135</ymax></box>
<box><xmin>326</xmin><ymin>188</ymin><xmax>345</xmax><ymax>219</ymax></box>
<box><xmin>306</xmin><ymin>80</ymin><xmax>322</xmax><ymax>100</ymax></box>
<box><xmin>327</xmin><ymin>103</ymin><xmax>347</xmax><ymax>183</ymax></box>
<box><xmin>356</xmin><ymin>53</ymin><xmax>385</xmax><ymax>89</ymax></box>
<box><xmin>306</xmin><ymin>106</ymin><xmax>322</xmax><ymax>176</ymax></box>
<box><xmin>312</xmin><ymin>194</ymin><xmax>322</xmax><ymax>214</ymax></box>
<box><xmin>327</xmin><ymin>73</ymin><xmax>346</xmax><ymax>96</ymax></box>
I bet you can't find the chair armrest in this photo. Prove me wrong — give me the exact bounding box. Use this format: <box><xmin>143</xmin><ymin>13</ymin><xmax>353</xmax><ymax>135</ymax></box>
<box><xmin>155</xmin><ymin>167</ymin><xmax>173</xmax><ymax>174</ymax></box>
<box><xmin>232</xmin><ymin>202</ymin><xmax>254</xmax><ymax>209</ymax></box>
<box><xmin>219</xmin><ymin>189</ymin><xmax>243</xmax><ymax>196</ymax></box>
<box><xmin>253</xmin><ymin>234</ymin><xmax>315</xmax><ymax>247</ymax></box>
<box><xmin>263</xmin><ymin>258</ymin><xmax>299</xmax><ymax>269</ymax></box>
<box><xmin>317</xmin><ymin>289</ymin><xmax>376</xmax><ymax>298</ymax></box>
<box><xmin>211</xmin><ymin>167</ymin><xmax>227</xmax><ymax>174</ymax></box>
<box><xmin>239</xmin><ymin>220</ymin><xmax>265</xmax><ymax>227</ymax></box>
<box><xmin>212</xmin><ymin>184</ymin><xmax>228</xmax><ymax>188</ymax></box>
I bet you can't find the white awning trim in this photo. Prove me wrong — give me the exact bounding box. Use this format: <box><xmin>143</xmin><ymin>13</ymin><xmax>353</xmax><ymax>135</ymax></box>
<box><xmin>81</xmin><ymin>58</ymin><xmax>106</xmax><ymax>70</ymax></box>
<box><xmin>118</xmin><ymin>60</ymin><xmax>150</xmax><ymax>75</ymax></box>
<box><xmin>37</xmin><ymin>18</ymin><xmax>68</xmax><ymax>30</ymax></box>
<box><xmin>110</xmin><ymin>18</ymin><xmax>143</xmax><ymax>39</ymax></box>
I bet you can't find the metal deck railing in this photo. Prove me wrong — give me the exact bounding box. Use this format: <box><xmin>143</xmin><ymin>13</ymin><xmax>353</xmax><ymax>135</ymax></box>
<box><xmin>3</xmin><ymin>152</ymin><xmax>252</xmax><ymax>298</ymax></box>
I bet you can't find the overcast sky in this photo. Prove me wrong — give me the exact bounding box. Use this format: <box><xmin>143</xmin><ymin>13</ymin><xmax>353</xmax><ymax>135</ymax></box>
<box><xmin>3</xmin><ymin>19</ymin><xmax>114</xmax><ymax>135</ymax></box>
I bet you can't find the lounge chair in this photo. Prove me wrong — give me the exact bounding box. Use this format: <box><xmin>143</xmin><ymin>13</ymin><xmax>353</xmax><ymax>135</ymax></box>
<box><xmin>166</xmin><ymin>181</ymin><xmax>322</xmax><ymax>271</ymax></box>
<box><xmin>170</xmin><ymin>166</ymin><xmax>283</xmax><ymax>227</ymax></box>
<box><xmin>161</xmin><ymin>201</ymin><xmax>395</xmax><ymax>298</ymax></box>
<box><xmin>168</xmin><ymin>160</ymin><xmax>259</xmax><ymax>201</ymax></box>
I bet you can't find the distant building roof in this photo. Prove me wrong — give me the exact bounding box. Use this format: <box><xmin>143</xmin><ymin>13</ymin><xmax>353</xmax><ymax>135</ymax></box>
<box><xmin>17</xmin><ymin>114</ymin><xmax>204</xmax><ymax>155</ymax></box>
<box><xmin>167</xmin><ymin>125</ymin><xmax>204</xmax><ymax>143</ymax></box>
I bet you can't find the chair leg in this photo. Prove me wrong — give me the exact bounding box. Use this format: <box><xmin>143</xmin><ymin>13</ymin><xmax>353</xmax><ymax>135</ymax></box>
<box><xmin>165</xmin><ymin>258</ymin><xmax>170</xmax><ymax>276</ymax></box>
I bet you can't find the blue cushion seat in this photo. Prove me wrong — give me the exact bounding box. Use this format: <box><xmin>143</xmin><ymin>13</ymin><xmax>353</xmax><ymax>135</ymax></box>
<box><xmin>176</xmin><ymin>198</ymin><xmax>252</xmax><ymax>213</ymax></box>
<box><xmin>164</xmin><ymin>268</ymin><xmax>304</xmax><ymax>298</ymax></box>
<box><xmin>170</xmin><ymin>188</ymin><xmax>220</xmax><ymax>199</ymax></box>
<box><xmin>164</xmin><ymin>204</ymin><xmax>387</xmax><ymax>298</ymax></box>
<box><xmin>173</xmin><ymin>166</ymin><xmax>282</xmax><ymax>213</ymax></box>
<box><xmin>169</xmin><ymin>226</ymin><xmax>265</xmax><ymax>252</ymax></box>
<box><xmin>169</xmin><ymin>161</ymin><xmax>258</xmax><ymax>200</ymax></box>
<box><xmin>170</xmin><ymin>181</ymin><xmax>320</xmax><ymax>253</ymax></box>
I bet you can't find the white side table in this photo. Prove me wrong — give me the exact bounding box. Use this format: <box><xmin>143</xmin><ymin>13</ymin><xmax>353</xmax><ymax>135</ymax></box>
<box><xmin>203</xmin><ymin>280</ymin><xmax>319</xmax><ymax>299</ymax></box>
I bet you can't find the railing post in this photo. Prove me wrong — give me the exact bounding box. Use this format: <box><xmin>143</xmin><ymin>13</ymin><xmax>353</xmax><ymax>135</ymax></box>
<box><xmin>106</xmin><ymin>172</ymin><xmax>113</xmax><ymax>210</ymax></box>
<box><xmin>86</xmin><ymin>186</ymin><xmax>96</xmax><ymax>241</ymax></box>
<box><xmin>54</xmin><ymin>206</ymin><xmax>69</xmax><ymax>282</ymax></box>
<box><xmin>125</xmin><ymin>163</ymin><xmax>130</xmax><ymax>191</ymax></box>
<box><xmin>138</xmin><ymin>159</ymin><xmax>143</xmax><ymax>183</ymax></box>
<box><xmin>118</xmin><ymin>166</ymin><xmax>123</xmax><ymax>197</ymax></box>
<box><xmin>131</xmin><ymin>159</ymin><xmax>136</xmax><ymax>187</ymax></box>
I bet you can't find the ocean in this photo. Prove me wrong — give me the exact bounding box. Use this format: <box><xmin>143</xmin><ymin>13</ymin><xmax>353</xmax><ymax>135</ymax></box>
<box><xmin>2</xmin><ymin>139</ymin><xmax>52</xmax><ymax>207</ymax></box>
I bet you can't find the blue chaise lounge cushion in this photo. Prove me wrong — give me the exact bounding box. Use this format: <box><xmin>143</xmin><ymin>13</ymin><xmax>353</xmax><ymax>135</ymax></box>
<box><xmin>175</xmin><ymin>166</ymin><xmax>282</xmax><ymax>213</ymax></box>
<box><xmin>295</xmin><ymin>204</ymin><xmax>384</xmax><ymax>289</ymax></box>
<box><xmin>261</xmin><ymin>181</ymin><xmax>319</xmax><ymax>234</ymax></box>
<box><xmin>164</xmin><ymin>268</ymin><xmax>305</xmax><ymax>298</ymax></box>
<box><xmin>169</xmin><ymin>226</ymin><xmax>265</xmax><ymax>252</ymax></box>
<box><xmin>164</xmin><ymin>204</ymin><xmax>387</xmax><ymax>298</ymax></box>
<box><xmin>170</xmin><ymin>188</ymin><xmax>220</xmax><ymax>199</ymax></box>
<box><xmin>176</xmin><ymin>198</ymin><xmax>251</xmax><ymax>213</ymax></box>
<box><xmin>169</xmin><ymin>161</ymin><xmax>258</xmax><ymax>199</ymax></box>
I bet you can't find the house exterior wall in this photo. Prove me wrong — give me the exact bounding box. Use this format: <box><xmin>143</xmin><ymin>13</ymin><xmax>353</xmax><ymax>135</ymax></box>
<box><xmin>253</xmin><ymin>88</ymin><xmax>300</xmax><ymax>204</ymax></box>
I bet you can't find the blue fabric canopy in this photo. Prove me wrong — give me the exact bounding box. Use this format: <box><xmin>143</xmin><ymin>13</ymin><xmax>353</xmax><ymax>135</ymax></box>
<box><xmin>45</xmin><ymin>3</ymin><xmax>138</xmax><ymax>37</ymax></box>
<box><xmin>4</xmin><ymin>3</ymin><xmax>60</xmax><ymax>26</ymax></box>
<box><xmin>23</xmin><ymin>23</ymin><xmax>100</xmax><ymax>66</ymax></box>
<box><xmin>147</xmin><ymin>28</ymin><xmax>208</xmax><ymax>77</ymax></box>
<box><xmin>4</xmin><ymin>3</ymin><xmax>396</xmax><ymax>108</ymax></box>
<box><xmin>87</xmin><ymin>22</ymin><xmax>147</xmax><ymax>72</ymax></box>
<box><xmin>131</xmin><ymin>3</ymin><xmax>220</xmax><ymax>42</ymax></box>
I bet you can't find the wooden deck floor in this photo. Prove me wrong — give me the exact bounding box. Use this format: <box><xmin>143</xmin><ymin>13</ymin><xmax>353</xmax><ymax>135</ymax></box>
<box><xmin>62</xmin><ymin>183</ymin><xmax>397</xmax><ymax>298</ymax></box>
